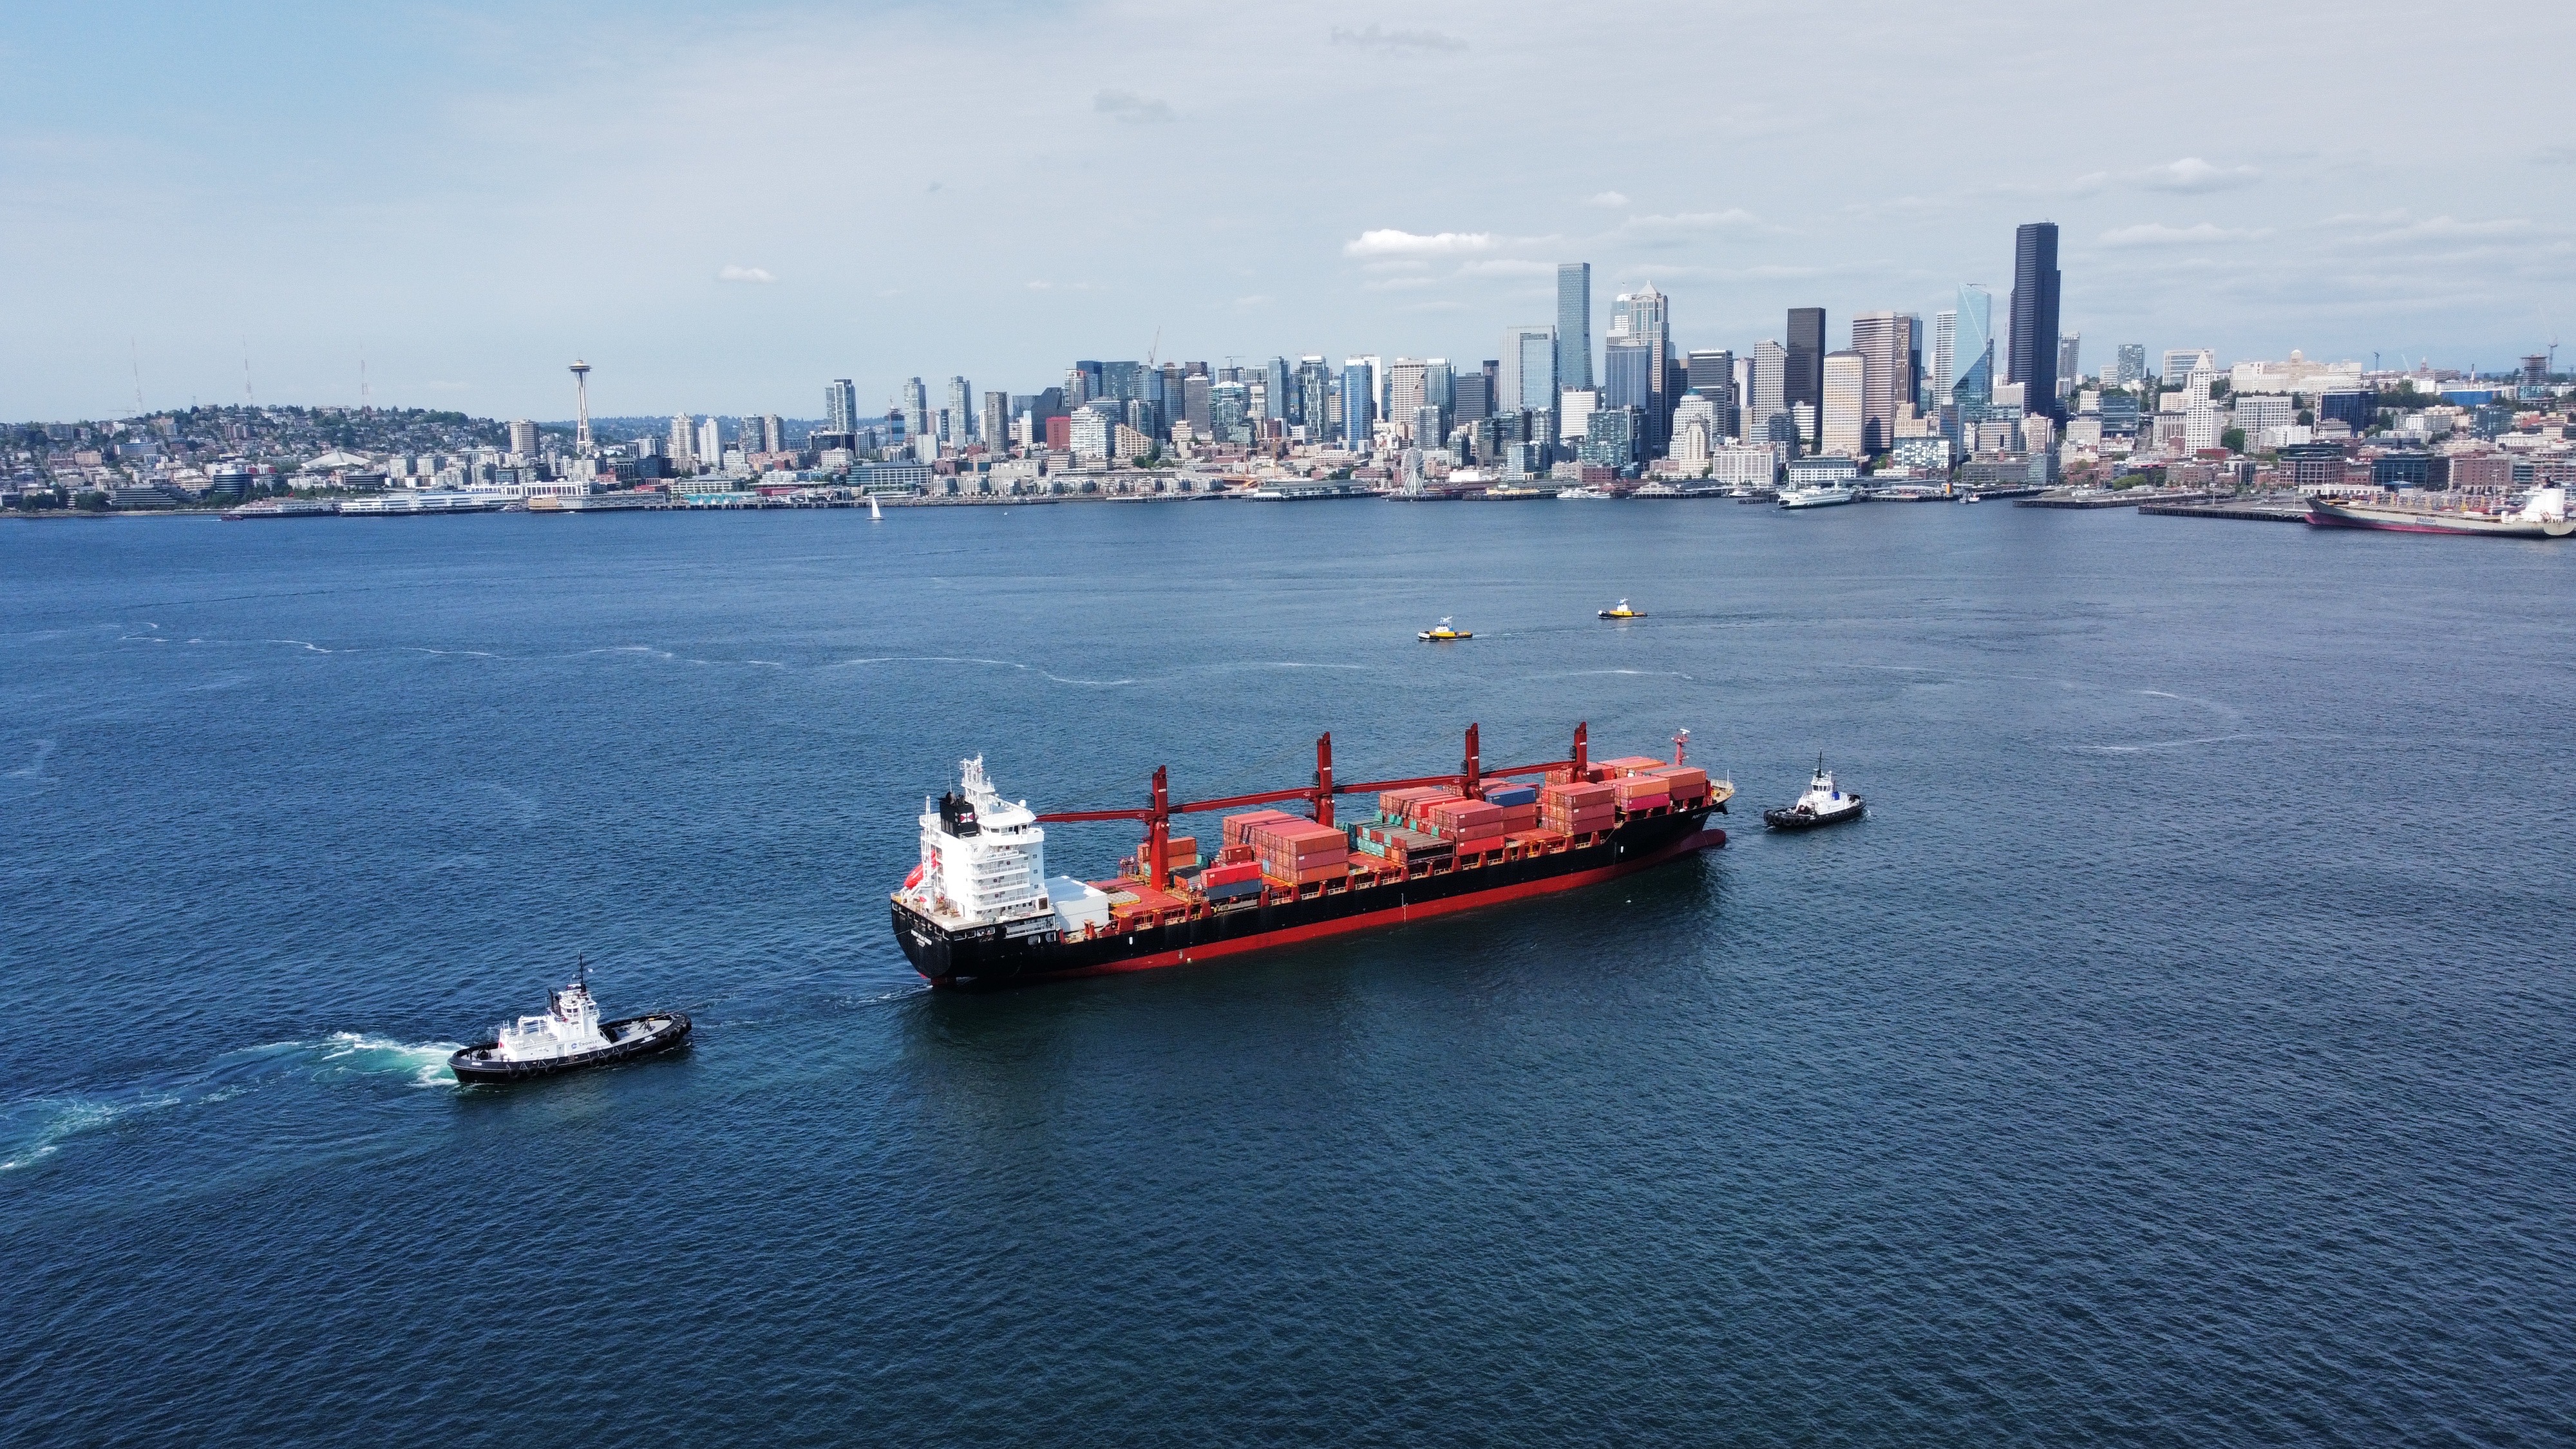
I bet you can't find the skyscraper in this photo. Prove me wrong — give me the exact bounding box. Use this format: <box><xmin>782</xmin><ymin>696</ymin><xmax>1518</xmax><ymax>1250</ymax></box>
<box><xmin>1184</xmin><ymin>375</ymin><xmax>1213</xmax><ymax>437</ymax></box>
<box><xmin>507</xmin><ymin>419</ymin><xmax>538</xmax><ymax>458</ymax></box>
<box><xmin>669</xmin><ymin>413</ymin><xmax>696</xmax><ymax>471</ymax></box>
<box><xmin>946</xmin><ymin>377</ymin><xmax>974</xmax><ymax>442</ymax></box>
<box><xmin>1387</xmin><ymin>359</ymin><xmax>1431</xmax><ymax>434</ymax></box>
<box><xmin>1209</xmin><ymin>382</ymin><xmax>1251</xmax><ymax>444</ymax></box>
<box><xmin>2009</xmin><ymin>222</ymin><xmax>2063</xmax><ymax>417</ymax></box>
<box><xmin>1452</xmin><ymin>370</ymin><xmax>1492</xmax><ymax>427</ymax></box>
<box><xmin>1786</xmin><ymin>308</ymin><xmax>1826</xmax><ymax>414</ymax></box>
<box><xmin>696</xmin><ymin>416</ymin><xmax>722</xmax><ymax>467</ymax></box>
<box><xmin>1821</xmin><ymin>352</ymin><xmax>1866</xmax><ymax>457</ymax></box>
<box><xmin>1604</xmin><ymin>337</ymin><xmax>1655</xmax><ymax>425</ymax></box>
<box><xmin>1555</xmin><ymin>263</ymin><xmax>1593</xmax><ymax>392</ymax></box>
<box><xmin>1499</xmin><ymin>325</ymin><xmax>1558</xmax><ymax>413</ymax></box>
<box><xmin>1296</xmin><ymin>357</ymin><xmax>1330</xmax><ymax>431</ymax></box>
<box><xmin>2057</xmin><ymin>334</ymin><xmax>2081</xmax><ymax>393</ymax></box>
<box><xmin>899</xmin><ymin>378</ymin><xmax>929</xmax><ymax>446</ymax></box>
<box><xmin>2116</xmin><ymin>344</ymin><xmax>2147</xmax><ymax>386</ymax></box>
<box><xmin>1850</xmin><ymin>312</ymin><xmax>1910</xmax><ymax>454</ymax></box>
<box><xmin>1931</xmin><ymin>312</ymin><xmax>1958</xmax><ymax>402</ymax></box>
<box><xmin>826</xmin><ymin>379</ymin><xmax>858</xmax><ymax>435</ymax></box>
<box><xmin>1340</xmin><ymin>359</ymin><xmax>1374</xmax><ymax>450</ymax></box>
<box><xmin>1609</xmin><ymin>283</ymin><xmax>1672</xmax><ymax>451</ymax></box>
<box><xmin>1748</xmin><ymin>341</ymin><xmax>1788</xmax><ymax>442</ymax></box>
<box><xmin>1264</xmin><ymin>357</ymin><xmax>1291</xmax><ymax>421</ymax></box>
<box><xmin>981</xmin><ymin>392</ymin><xmax>1008</xmax><ymax>453</ymax></box>
<box><xmin>1951</xmin><ymin>285</ymin><xmax>1995</xmax><ymax>415</ymax></box>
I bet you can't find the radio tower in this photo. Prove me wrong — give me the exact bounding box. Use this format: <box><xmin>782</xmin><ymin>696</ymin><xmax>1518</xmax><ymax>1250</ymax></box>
<box><xmin>569</xmin><ymin>359</ymin><xmax>594</xmax><ymax>452</ymax></box>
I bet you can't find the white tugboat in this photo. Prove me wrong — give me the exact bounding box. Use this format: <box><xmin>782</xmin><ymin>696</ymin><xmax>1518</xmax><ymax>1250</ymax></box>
<box><xmin>1762</xmin><ymin>755</ymin><xmax>1866</xmax><ymax>831</ymax></box>
<box><xmin>448</xmin><ymin>959</ymin><xmax>691</xmax><ymax>1084</ymax></box>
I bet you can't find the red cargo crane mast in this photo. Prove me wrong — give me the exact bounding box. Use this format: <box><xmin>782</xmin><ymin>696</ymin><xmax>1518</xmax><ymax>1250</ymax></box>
<box><xmin>1034</xmin><ymin>722</ymin><xmax>1589</xmax><ymax>893</ymax></box>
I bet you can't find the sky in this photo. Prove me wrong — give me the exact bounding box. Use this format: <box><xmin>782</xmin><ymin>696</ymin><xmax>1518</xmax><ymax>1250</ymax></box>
<box><xmin>8</xmin><ymin>0</ymin><xmax>2575</xmax><ymax>422</ymax></box>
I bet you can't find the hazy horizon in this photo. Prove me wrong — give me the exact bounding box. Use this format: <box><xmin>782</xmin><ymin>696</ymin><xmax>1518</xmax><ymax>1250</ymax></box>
<box><xmin>8</xmin><ymin>0</ymin><xmax>2573</xmax><ymax>422</ymax></box>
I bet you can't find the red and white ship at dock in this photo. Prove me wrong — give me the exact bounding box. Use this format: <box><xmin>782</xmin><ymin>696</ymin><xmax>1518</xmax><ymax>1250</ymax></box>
<box><xmin>890</xmin><ymin>724</ymin><xmax>1732</xmax><ymax>989</ymax></box>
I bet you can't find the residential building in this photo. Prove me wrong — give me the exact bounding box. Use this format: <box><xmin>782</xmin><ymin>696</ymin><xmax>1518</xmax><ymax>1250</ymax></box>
<box><xmin>696</xmin><ymin>416</ymin><xmax>721</xmax><ymax>469</ymax></box>
<box><xmin>1821</xmin><ymin>351</ymin><xmax>1867</xmax><ymax>457</ymax></box>
<box><xmin>1412</xmin><ymin>404</ymin><xmax>1444</xmax><ymax>451</ymax></box>
<box><xmin>1264</xmin><ymin>357</ymin><xmax>1292</xmax><ymax>421</ymax></box>
<box><xmin>1209</xmin><ymin>382</ymin><xmax>1252</xmax><ymax>444</ymax></box>
<box><xmin>507</xmin><ymin>419</ymin><xmax>538</xmax><ymax>457</ymax></box>
<box><xmin>1579</xmin><ymin>406</ymin><xmax>1642</xmax><ymax>469</ymax></box>
<box><xmin>668</xmin><ymin>413</ymin><xmax>697</xmax><ymax>471</ymax></box>
<box><xmin>2116</xmin><ymin>344</ymin><xmax>2147</xmax><ymax>386</ymax></box>
<box><xmin>1295</xmin><ymin>357</ymin><xmax>1330</xmax><ymax>430</ymax></box>
<box><xmin>1931</xmin><ymin>310</ymin><xmax>1958</xmax><ymax>401</ymax></box>
<box><xmin>826</xmin><ymin>379</ymin><xmax>859</xmax><ymax>434</ymax></box>
<box><xmin>1341</xmin><ymin>360</ymin><xmax>1375</xmax><ymax>450</ymax></box>
<box><xmin>981</xmin><ymin>392</ymin><xmax>1009</xmax><ymax>453</ymax></box>
<box><xmin>1069</xmin><ymin>402</ymin><xmax>1117</xmax><ymax>462</ymax></box>
<box><xmin>945</xmin><ymin>377</ymin><xmax>974</xmax><ymax>442</ymax></box>
<box><xmin>2007</xmin><ymin>222</ymin><xmax>2062</xmax><ymax>415</ymax></box>
<box><xmin>2056</xmin><ymin>333</ymin><xmax>2081</xmax><ymax>394</ymax></box>
<box><xmin>899</xmin><ymin>378</ymin><xmax>929</xmax><ymax>444</ymax></box>
<box><xmin>1556</xmin><ymin>263</ymin><xmax>1593</xmax><ymax>392</ymax></box>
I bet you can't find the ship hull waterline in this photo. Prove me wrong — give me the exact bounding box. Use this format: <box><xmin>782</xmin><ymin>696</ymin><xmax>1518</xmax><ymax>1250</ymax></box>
<box><xmin>893</xmin><ymin>809</ymin><xmax>1725</xmax><ymax>989</ymax></box>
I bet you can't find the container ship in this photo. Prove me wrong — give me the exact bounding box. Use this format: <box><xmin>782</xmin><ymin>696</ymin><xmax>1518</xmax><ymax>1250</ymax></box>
<box><xmin>891</xmin><ymin>723</ymin><xmax>1731</xmax><ymax>989</ymax></box>
<box><xmin>2305</xmin><ymin>484</ymin><xmax>2570</xmax><ymax>538</ymax></box>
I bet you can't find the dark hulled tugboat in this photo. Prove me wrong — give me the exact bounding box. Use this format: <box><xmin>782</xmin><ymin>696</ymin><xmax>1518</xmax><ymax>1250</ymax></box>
<box><xmin>449</xmin><ymin>959</ymin><xmax>690</xmax><ymax>1084</ymax></box>
<box><xmin>1762</xmin><ymin>755</ymin><xmax>1866</xmax><ymax>831</ymax></box>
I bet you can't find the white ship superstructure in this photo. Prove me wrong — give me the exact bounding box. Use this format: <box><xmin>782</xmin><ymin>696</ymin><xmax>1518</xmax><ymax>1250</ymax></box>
<box><xmin>903</xmin><ymin>757</ymin><xmax>1053</xmax><ymax>931</ymax></box>
<box><xmin>493</xmin><ymin>975</ymin><xmax>610</xmax><ymax>1063</ymax></box>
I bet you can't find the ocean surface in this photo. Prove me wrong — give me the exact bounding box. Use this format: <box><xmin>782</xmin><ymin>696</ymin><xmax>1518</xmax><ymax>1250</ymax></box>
<box><xmin>3</xmin><ymin>498</ymin><xmax>2571</xmax><ymax>1445</ymax></box>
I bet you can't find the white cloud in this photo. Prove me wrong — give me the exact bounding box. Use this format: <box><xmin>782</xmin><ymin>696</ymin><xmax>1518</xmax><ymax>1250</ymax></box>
<box><xmin>2098</xmin><ymin>222</ymin><xmax>2263</xmax><ymax>248</ymax></box>
<box><xmin>1094</xmin><ymin>90</ymin><xmax>1173</xmax><ymax>124</ymax></box>
<box><xmin>717</xmin><ymin>264</ymin><xmax>775</xmax><ymax>283</ymax></box>
<box><xmin>1329</xmin><ymin>24</ymin><xmax>1466</xmax><ymax>52</ymax></box>
<box><xmin>1586</xmin><ymin>191</ymin><xmax>1630</xmax><ymax>209</ymax></box>
<box><xmin>1343</xmin><ymin>229</ymin><xmax>1498</xmax><ymax>258</ymax></box>
<box><xmin>2139</xmin><ymin>157</ymin><xmax>2260</xmax><ymax>193</ymax></box>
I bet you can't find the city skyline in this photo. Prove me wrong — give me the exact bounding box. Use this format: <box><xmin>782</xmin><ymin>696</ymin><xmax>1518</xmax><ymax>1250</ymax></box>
<box><xmin>6</xmin><ymin>0</ymin><xmax>2575</xmax><ymax>419</ymax></box>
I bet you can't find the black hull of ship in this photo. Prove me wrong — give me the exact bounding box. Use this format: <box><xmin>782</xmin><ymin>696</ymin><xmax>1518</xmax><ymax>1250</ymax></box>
<box><xmin>891</xmin><ymin>808</ymin><xmax>1725</xmax><ymax>989</ymax></box>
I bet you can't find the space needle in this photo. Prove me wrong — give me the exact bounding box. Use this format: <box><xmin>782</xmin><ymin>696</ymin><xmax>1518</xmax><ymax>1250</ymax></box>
<box><xmin>568</xmin><ymin>358</ymin><xmax>594</xmax><ymax>453</ymax></box>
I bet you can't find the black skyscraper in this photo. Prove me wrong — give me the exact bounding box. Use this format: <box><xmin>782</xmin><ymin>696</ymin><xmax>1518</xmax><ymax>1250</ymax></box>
<box><xmin>2009</xmin><ymin>223</ymin><xmax>2063</xmax><ymax>418</ymax></box>
<box><xmin>1785</xmin><ymin>308</ymin><xmax>1825</xmax><ymax>410</ymax></box>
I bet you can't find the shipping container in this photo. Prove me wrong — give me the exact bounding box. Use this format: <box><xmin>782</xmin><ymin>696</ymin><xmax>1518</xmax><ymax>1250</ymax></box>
<box><xmin>1480</xmin><ymin>783</ymin><xmax>1539</xmax><ymax>807</ymax></box>
<box><xmin>1224</xmin><ymin>810</ymin><xmax>1298</xmax><ymax>847</ymax></box>
<box><xmin>1611</xmin><ymin>775</ymin><xmax>1670</xmax><ymax>806</ymax></box>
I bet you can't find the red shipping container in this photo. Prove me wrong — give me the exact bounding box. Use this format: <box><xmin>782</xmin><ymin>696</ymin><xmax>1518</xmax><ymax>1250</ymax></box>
<box><xmin>1425</xmin><ymin>799</ymin><xmax>1504</xmax><ymax>830</ymax></box>
<box><xmin>1137</xmin><ymin>834</ymin><xmax>1200</xmax><ymax>867</ymax></box>
<box><xmin>1218</xmin><ymin>843</ymin><xmax>1254</xmax><ymax>866</ymax></box>
<box><xmin>1200</xmin><ymin>861</ymin><xmax>1260</xmax><ymax>887</ymax></box>
<box><xmin>1596</xmin><ymin>755</ymin><xmax>1669</xmax><ymax>777</ymax></box>
<box><xmin>1647</xmin><ymin>766</ymin><xmax>1707</xmax><ymax>797</ymax></box>
<box><xmin>1224</xmin><ymin>810</ymin><xmax>1297</xmax><ymax>847</ymax></box>
<box><xmin>1611</xmin><ymin>775</ymin><xmax>1669</xmax><ymax>804</ymax></box>
<box><xmin>1378</xmin><ymin>786</ymin><xmax>1451</xmax><ymax>817</ymax></box>
<box><xmin>1540</xmin><ymin>781</ymin><xmax>1618</xmax><ymax>810</ymax></box>
<box><xmin>1494</xmin><ymin>803</ymin><xmax>1538</xmax><ymax>831</ymax></box>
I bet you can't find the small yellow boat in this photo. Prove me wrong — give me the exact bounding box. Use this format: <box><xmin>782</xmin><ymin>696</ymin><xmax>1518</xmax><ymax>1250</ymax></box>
<box><xmin>1597</xmin><ymin>598</ymin><xmax>1647</xmax><ymax>620</ymax></box>
<box><xmin>1418</xmin><ymin>617</ymin><xmax>1473</xmax><ymax>642</ymax></box>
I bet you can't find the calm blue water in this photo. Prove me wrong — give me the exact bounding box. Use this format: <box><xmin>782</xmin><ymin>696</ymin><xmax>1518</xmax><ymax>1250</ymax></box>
<box><xmin>3</xmin><ymin>501</ymin><xmax>2571</xmax><ymax>1444</ymax></box>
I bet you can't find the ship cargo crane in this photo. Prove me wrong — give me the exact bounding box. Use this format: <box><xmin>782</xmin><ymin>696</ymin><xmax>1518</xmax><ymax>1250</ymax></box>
<box><xmin>1038</xmin><ymin>722</ymin><xmax>1629</xmax><ymax>892</ymax></box>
